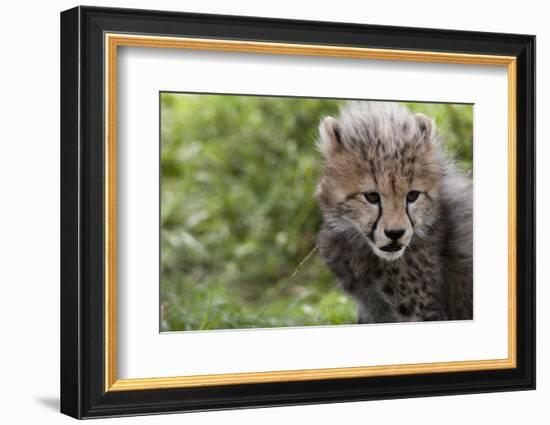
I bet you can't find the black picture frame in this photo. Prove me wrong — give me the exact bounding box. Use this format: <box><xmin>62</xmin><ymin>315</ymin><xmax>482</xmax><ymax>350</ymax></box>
<box><xmin>61</xmin><ymin>5</ymin><xmax>535</xmax><ymax>419</ymax></box>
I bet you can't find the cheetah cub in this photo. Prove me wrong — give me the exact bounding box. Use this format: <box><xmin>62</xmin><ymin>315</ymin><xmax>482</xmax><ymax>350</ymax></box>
<box><xmin>316</xmin><ymin>101</ymin><xmax>473</xmax><ymax>323</ymax></box>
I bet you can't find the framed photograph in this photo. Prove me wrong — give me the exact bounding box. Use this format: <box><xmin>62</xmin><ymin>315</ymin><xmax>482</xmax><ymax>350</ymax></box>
<box><xmin>60</xmin><ymin>6</ymin><xmax>535</xmax><ymax>419</ymax></box>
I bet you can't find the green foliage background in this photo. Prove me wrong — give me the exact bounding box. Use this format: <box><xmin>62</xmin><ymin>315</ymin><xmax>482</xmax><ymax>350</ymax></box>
<box><xmin>160</xmin><ymin>94</ymin><xmax>473</xmax><ymax>332</ymax></box>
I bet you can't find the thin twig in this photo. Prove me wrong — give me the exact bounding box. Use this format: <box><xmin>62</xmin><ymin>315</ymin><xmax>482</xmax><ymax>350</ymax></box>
<box><xmin>290</xmin><ymin>245</ymin><xmax>318</xmax><ymax>279</ymax></box>
<box><xmin>253</xmin><ymin>245</ymin><xmax>319</xmax><ymax>324</ymax></box>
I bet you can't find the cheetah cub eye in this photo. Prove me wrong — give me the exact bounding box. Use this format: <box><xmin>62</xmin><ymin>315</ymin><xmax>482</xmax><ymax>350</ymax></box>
<box><xmin>406</xmin><ymin>190</ymin><xmax>421</xmax><ymax>203</ymax></box>
<box><xmin>363</xmin><ymin>191</ymin><xmax>380</xmax><ymax>204</ymax></box>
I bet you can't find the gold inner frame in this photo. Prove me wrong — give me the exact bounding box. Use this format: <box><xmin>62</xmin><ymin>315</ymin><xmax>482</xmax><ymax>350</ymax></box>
<box><xmin>104</xmin><ymin>33</ymin><xmax>517</xmax><ymax>392</ymax></box>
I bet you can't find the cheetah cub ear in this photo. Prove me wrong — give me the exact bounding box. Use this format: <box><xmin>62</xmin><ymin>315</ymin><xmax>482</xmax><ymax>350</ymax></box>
<box><xmin>317</xmin><ymin>116</ymin><xmax>343</xmax><ymax>157</ymax></box>
<box><xmin>414</xmin><ymin>113</ymin><xmax>437</xmax><ymax>143</ymax></box>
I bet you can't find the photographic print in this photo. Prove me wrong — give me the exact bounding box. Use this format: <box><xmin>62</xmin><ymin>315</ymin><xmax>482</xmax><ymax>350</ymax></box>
<box><xmin>160</xmin><ymin>94</ymin><xmax>473</xmax><ymax>332</ymax></box>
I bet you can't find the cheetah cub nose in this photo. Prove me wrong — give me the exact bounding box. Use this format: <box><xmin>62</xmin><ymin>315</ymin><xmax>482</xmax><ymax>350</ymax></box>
<box><xmin>384</xmin><ymin>229</ymin><xmax>405</xmax><ymax>241</ymax></box>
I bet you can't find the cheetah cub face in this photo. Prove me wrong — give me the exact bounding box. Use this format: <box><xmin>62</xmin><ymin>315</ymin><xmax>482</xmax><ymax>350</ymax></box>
<box><xmin>315</xmin><ymin>102</ymin><xmax>444</xmax><ymax>261</ymax></box>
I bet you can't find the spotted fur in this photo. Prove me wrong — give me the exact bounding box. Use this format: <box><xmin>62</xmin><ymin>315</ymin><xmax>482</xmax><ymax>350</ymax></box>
<box><xmin>315</xmin><ymin>101</ymin><xmax>473</xmax><ymax>323</ymax></box>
